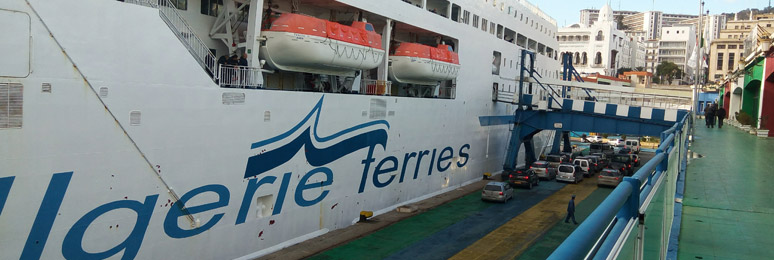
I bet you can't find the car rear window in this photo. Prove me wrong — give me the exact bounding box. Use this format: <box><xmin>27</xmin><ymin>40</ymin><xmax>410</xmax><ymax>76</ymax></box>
<box><xmin>547</xmin><ymin>156</ymin><xmax>561</xmax><ymax>162</ymax></box>
<box><xmin>484</xmin><ymin>185</ymin><xmax>501</xmax><ymax>191</ymax></box>
<box><xmin>612</xmin><ymin>155</ymin><xmax>630</xmax><ymax>163</ymax></box>
<box><xmin>601</xmin><ymin>170</ymin><xmax>620</xmax><ymax>177</ymax></box>
<box><xmin>590</xmin><ymin>144</ymin><xmax>602</xmax><ymax>150</ymax></box>
<box><xmin>558</xmin><ymin>165</ymin><xmax>574</xmax><ymax>172</ymax></box>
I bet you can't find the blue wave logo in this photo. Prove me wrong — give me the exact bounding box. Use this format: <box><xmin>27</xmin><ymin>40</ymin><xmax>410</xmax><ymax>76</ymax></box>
<box><xmin>244</xmin><ymin>97</ymin><xmax>390</xmax><ymax>179</ymax></box>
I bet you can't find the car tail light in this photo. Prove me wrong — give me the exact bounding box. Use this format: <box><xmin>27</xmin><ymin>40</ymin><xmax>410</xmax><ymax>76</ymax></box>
<box><xmin>594</xmin><ymin>163</ymin><xmax>598</xmax><ymax>166</ymax></box>
<box><xmin>628</xmin><ymin>165</ymin><xmax>631</xmax><ymax>168</ymax></box>
<box><xmin>598</xmin><ymin>175</ymin><xmax>602</xmax><ymax>178</ymax></box>
<box><xmin>529</xmin><ymin>166</ymin><xmax>532</xmax><ymax>169</ymax></box>
<box><xmin>525</xmin><ymin>176</ymin><xmax>529</xmax><ymax>180</ymax></box>
<box><xmin>509</xmin><ymin>174</ymin><xmax>513</xmax><ymax>178</ymax></box>
<box><xmin>615</xmin><ymin>177</ymin><xmax>619</xmax><ymax>180</ymax></box>
<box><xmin>499</xmin><ymin>192</ymin><xmax>503</xmax><ymax>195</ymax></box>
<box><xmin>482</xmin><ymin>191</ymin><xmax>486</xmax><ymax>195</ymax></box>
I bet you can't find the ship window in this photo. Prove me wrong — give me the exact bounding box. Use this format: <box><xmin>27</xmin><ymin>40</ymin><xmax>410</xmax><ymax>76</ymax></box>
<box><xmin>200</xmin><ymin>0</ymin><xmax>223</xmax><ymax>17</ymax></box>
<box><xmin>492</xmin><ymin>51</ymin><xmax>502</xmax><ymax>75</ymax></box>
<box><xmin>516</xmin><ymin>34</ymin><xmax>527</xmax><ymax>48</ymax></box>
<box><xmin>462</xmin><ymin>10</ymin><xmax>470</xmax><ymax>24</ymax></box>
<box><xmin>365</xmin><ymin>24</ymin><xmax>375</xmax><ymax>32</ymax></box>
<box><xmin>170</xmin><ymin>0</ymin><xmax>187</xmax><ymax>10</ymax></box>
<box><xmin>496</xmin><ymin>24</ymin><xmax>504</xmax><ymax>39</ymax></box>
<box><xmin>0</xmin><ymin>83</ymin><xmax>23</xmax><ymax>129</ymax></box>
<box><xmin>451</xmin><ymin>4</ymin><xmax>461</xmax><ymax>22</ymax></box>
<box><xmin>490</xmin><ymin>22</ymin><xmax>496</xmax><ymax>35</ymax></box>
<box><xmin>473</xmin><ymin>14</ymin><xmax>479</xmax><ymax>28</ymax></box>
<box><xmin>481</xmin><ymin>18</ymin><xmax>488</xmax><ymax>32</ymax></box>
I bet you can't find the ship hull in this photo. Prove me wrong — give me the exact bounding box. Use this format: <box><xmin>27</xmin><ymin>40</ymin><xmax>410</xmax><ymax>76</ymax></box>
<box><xmin>0</xmin><ymin>0</ymin><xmax>561</xmax><ymax>259</ymax></box>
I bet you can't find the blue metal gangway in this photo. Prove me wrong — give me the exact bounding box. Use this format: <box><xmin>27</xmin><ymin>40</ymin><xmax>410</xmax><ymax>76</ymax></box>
<box><xmin>481</xmin><ymin>50</ymin><xmax>693</xmax><ymax>259</ymax></box>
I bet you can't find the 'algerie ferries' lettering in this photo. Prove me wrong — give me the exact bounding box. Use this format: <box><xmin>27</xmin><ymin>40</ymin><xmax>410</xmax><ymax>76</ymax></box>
<box><xmin>1</xmin><ymin>97</ymin><xmax>473</xmax><ymax>259</ymax></box>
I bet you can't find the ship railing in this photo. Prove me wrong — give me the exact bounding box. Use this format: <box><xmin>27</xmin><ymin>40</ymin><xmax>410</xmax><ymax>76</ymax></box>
<box><xmin>550</xmin><ymin>114</ymin><xmax>692</xmax><ymax>259</ymax></box>
<box><xmin>360</xmin><ymin>79</ymin><xmax>392</xmax><ymax>96</ymax></box>
<box><xmin>564</xmin><ymin>87</ymin><xmax>692</xmax><ymax>110</ymax></box>
<box><xmin>124</xmin><ymin>0</ymin><xmax>218</xmax><ymax>81</ymax></box>
<box><xmin>156</xmin><ymin>0</ymin><xmax>217</xmax><ymax>79</ymax></box>
<box><xmin>218</xmin><ymin>65</ymin><xmax>263</xmax><ymax>89</ymax></box>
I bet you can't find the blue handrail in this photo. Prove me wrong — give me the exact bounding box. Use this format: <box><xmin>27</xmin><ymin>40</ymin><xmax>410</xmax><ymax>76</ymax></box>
<box><xmin>549</xmin><ymin>113</ymin><xmax>692</xmax><ymax>259</ymax></box>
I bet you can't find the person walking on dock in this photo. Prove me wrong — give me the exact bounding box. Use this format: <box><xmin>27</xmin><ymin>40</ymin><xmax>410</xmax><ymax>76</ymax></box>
<box><xmin>704</xmin><ymin>104</ymin><xmax>715</xmax><ymax>128</ymax></box>
<box><xmin>565</xmin><ymin>194</ymin><xmax>578</xmax><ymax>225</ymax></box>
<box><xmin>716</xmin><ymin>105</ymin><xmax>726</xmax><ymax>129</ymax></box>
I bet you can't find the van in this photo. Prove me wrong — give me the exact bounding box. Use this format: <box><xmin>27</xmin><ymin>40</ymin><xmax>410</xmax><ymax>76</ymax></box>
<box><xmin>557</xmin><ymin>164</ymin><xmax>585</xmax><ymax>184</ymax></box>
<box><xmin>589</xmin><ymin>143</ymin><xmax>614</xmax><ymax>156</ymax></box>
<box><xmin>573</xmin><ymin>158</ymin><xmax>592</xmax><ymax>176</ymax></box>
<box><xmin>625</xmin><ymin>140</ymin><xmax>641</xmax><ymax>154</ymax></box>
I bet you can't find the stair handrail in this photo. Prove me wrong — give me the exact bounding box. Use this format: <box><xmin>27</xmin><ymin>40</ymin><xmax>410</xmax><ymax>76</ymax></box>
<box><xmin>154</xmin><ymin>0</ymin><xmax>218</xmax><ymax>80</ymax></box>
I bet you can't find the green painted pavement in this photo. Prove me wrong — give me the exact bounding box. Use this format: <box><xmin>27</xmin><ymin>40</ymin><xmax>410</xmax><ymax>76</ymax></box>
<box><xmin>515</xmin><ymin>187</ymin><xmax>613</xmax><ymax>260</ymax></box>
<box><xmin>308</xmin><ymin>193</ymin><xmax>492</xmax><ymax>260</ymax></box>
<box><xmin>678</xmin><ymin>126</ymin><xmax>774</xmax><ymax>260</ymax></box>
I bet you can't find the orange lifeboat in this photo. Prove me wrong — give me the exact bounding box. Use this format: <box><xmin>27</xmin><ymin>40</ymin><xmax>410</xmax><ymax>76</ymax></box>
<box><xmin>259</xmin><ymin>13</ymin><xmax>386</xmax><ymax>77</ymax></box>
<box><xmin>388</xmin><ymin>43</ymin><xmax>460</xmax><ymax>85</ymax></box>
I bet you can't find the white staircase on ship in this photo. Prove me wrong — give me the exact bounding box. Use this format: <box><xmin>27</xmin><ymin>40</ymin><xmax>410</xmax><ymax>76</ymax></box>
<box><xmin>123</xmin><ymin>0</ymin><xmax>262</xmax><ymax>88</ymax></box>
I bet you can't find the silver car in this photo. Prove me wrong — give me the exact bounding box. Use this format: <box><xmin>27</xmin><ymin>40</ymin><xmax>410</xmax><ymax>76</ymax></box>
<box><xmin>530</xmin><ymin>161</ymin><xmax>556</xmax><ymax>180</ymax></box>
<box><xmin>557</xmin><ymin>164</ymin><xmax>585</xmax><ymax>184</ymax></box>
<box><xmin>598</xmin><ymin>168</ymin><xmax>624</xmax><ymax>187</ymax></box>
<box><xmin>481</xmin><ymin>182</ymin><xmax>514</xmax><ymax>202</ymax></box>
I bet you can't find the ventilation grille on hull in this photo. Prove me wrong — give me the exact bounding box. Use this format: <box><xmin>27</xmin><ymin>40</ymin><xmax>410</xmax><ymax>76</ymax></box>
<box><xmin>0</xmin><ymin>83</ymin><xmax>23</xmax><ymax>129</ymax></box>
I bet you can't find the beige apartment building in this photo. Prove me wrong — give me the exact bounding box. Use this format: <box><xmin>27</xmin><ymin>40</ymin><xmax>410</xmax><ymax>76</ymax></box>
<box><xmin>709</xmin><ymin>14</ymin><xmax>774</xmax><ymax>82</ymax></box>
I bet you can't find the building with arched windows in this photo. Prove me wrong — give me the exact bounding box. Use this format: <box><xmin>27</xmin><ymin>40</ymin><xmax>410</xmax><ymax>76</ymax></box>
<box><xmin>557</xmin><ymin>3</ymin><xmax>640</xmax><ymax>77</ymax></box>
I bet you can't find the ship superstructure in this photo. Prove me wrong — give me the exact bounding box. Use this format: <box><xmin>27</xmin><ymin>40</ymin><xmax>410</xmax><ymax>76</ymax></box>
<box><xmin>0</xmin><ymin>0</ymin><xmax>561</xmax><ymax>258</ymax></box>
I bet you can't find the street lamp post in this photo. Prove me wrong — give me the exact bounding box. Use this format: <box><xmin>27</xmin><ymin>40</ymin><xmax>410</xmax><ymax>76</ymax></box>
<box><xmin>694</xmin><ymin>1</ymin><xmax>704</xmax><ymax>117</ymax></box>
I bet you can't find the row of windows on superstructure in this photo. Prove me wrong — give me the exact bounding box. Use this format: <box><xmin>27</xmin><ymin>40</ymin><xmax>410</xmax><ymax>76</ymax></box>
<box><xmin>400</xmin><ymin>0</ymin><xmax>558</xmax><ymax>60</ymax></box>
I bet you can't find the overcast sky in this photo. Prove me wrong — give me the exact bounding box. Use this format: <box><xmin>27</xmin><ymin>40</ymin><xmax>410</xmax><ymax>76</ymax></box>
<box><xmin>535</xmin><ymin>0</ymin><xmax>771</xmax><ymax>27</ymax></box>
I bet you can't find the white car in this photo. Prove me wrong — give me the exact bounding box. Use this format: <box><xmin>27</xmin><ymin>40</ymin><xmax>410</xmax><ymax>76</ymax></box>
<box><xmin>608</xmin><ymin>138</ymin><xmax>623</xmax><ymax>146</ymax></box>
<box><xmin>586</xmin><ymin>135</ymin><xmax>603</xmax><ymax>142</ymax></box>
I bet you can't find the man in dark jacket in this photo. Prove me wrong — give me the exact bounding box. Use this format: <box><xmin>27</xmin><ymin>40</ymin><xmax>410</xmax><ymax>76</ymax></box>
<box><xmin>704</xmin><ymin>104</ymin><xmax>715</xmax><ymax>128</ymax></box>
<box><xmin>565</xmin><ymin>194</ymin><xmax>578</xmax><ymax>225</ymax></box>
<box><xmin>716</xmin><ymin>106</ymin><xmax>726</xmax><ymax>128</ymax></box>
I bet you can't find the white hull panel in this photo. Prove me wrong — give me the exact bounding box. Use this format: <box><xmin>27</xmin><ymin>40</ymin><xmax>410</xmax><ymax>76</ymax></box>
<box><xmin>260</xmin><ymin>31</ymin><xmax>385</xmax><ymax>77</ymax></box>
<box><xmin>389</xmin><ymin>56</ymin><xmax>460</xmax><ymax>85</ymax></box>
<box><xmin>0</xmin><ymin>0</ymin><xmax>562</xmax><ymax>259</ymax></box>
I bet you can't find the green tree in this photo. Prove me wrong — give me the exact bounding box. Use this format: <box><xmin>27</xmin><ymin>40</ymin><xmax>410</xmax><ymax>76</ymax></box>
<box><xmin>656</xmin><ymin>61</ymin><xmax>682</xmax><ymax>85</ymax></box>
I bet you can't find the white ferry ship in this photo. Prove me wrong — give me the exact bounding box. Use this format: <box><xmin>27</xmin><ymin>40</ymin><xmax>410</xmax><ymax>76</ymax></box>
<box><xmin>0</xmin><ymin>0</ymin><xmax>562</xmax><ymax>258</ymax></box>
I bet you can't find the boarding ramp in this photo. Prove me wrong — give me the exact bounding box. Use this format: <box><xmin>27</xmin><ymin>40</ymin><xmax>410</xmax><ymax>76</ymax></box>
<box><xmin>484</xmin><ymin>50</ymin><xmax>693</xmax><ymax>259</ymax></box>
<box><xmin>549</xmin><ymin>114</ymin><xmax>691</xmax><ymax>259</ymax></box>
<box><xmin>490</xmin><ymin>51</ymin><xmax>690</xmax><ymax>170</ymax></box>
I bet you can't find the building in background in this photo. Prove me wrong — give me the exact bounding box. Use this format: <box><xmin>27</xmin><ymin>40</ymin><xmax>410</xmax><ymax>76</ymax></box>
<box><xmin>580</xmin><ymin>9</ymin><xmax>697</xmax><ymax>39</ymax></box>
<box><xmin>560</xmin><ymin>4</ymin><xmax>634</xmax><ymax>76</ymax></box>
<box><xmin>644</xmin><ymin>39</ymin><xmax>660</xmax><ymax>74</ymax></box>
<box><xmin>623</xmin><ymin>11</ymin><xmax>663</xmax><ymax>41</ymax></box>
<box><xmin>580</xmin><ymin>8</ymin><xmax>638</xmax><ymax>26</ymax></box>
<box><xmin>709</xmin><ymin>14</ymin><xmax>774</xmax><ymax>84</ymax></box>
<box><xmin>658</xmin><ymin>25</ymin><xmax>696</xmax><ymax>84</ymax></box>
<box><xmin>679</xmin><ymin>14</ymin><xmax>727</xmax><ymax>47</ymax></box>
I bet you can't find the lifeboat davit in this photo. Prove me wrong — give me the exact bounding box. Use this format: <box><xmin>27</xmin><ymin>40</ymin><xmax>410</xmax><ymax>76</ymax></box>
<box><xmin>388</xmin><ymin>43</ymin><xmax>460</xmax><ymax>85</ymax></box>
<box><xmin>260</xmin><ymin>13</ymin><xmax>386</xmax><ymax>77</ymax></box>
